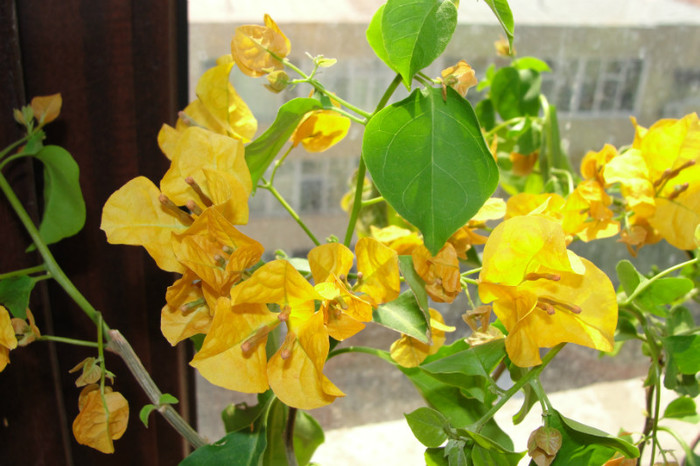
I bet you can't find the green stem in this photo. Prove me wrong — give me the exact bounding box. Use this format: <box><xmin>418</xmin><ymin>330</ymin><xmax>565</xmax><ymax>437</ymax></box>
<box><xmin>106</xmin><ymin>330</ymin><xmax>208</xmax><ymax>449</ymax></box>
<box><xmin>361</xmin><ymin>196</ymin><xmax>385</xmax><ymax>207</ymax></box>
<box><xmin>530</xmin><ymin>377</ymin><xmax>555</xmax><ymax>416</ymax></box>
<box><xmin>0</xmin><ymin>153</ymin><xmax>31</xmax><ymax>172</ymax></box>
<box><xmin>260</xmin><ymin>179</ymin><xmax>321</xmax><ymax>247</ymax></box>
<box><xmin>0</xmin><ymin>264</ymin><xmax>46</xmax><ymax>280</ymax></box>
<box><xmin>269</xmin><ymin>144</ymin><xmax>294</xmax><ymax>186</ymax></box>
<box><xmin>656</xmin><ymin>426</ymin><xmax>697</xmax><ymax>466</ymax></box>
<box><xmin>0</xmin><ymin>134</ymin><xmax>31</xmax><ymax>162</ymax></box>
<box><xmin>550</xmin><ymin>168</ymin><xmax>575</xmax><ymax>195</ymax></box>
<box><xmin>483</xmin><ymin>116</ymin><xmax>528</xmax><ymax>139</ymax></box>
<box><xmin>461</xmin><ymin>267</ymin><xmax>482</xmax><ymax>277</ymax></box>
<box><xmin>622</xmin><ymin>257</ymin><xmax>699</xmax><ymax>306</ymax></box>
<box><xmin>37</xmin><ymin>335</ymin><xmax>99</xmax><ymax>348</ymax></box>
<box><xmin>342</xmin><ymin>74</ymin><xmax>403</xmax><ymax>247</ymax></box>
<box><xmin>473</xmin><ymin>343</ymin><xmax>565</xmax><ymax>432</ymax></box>
<box><xmin>0</xmin><ymin>171</ymin><xmax>108</xmax><ymax>335</ymax></box>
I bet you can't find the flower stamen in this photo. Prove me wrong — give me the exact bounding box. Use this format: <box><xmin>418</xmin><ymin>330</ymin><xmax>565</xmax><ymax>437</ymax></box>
<box><xmin>185</xmin><ymin>176</ymin><xmax>214</xmax><ymax>207</ymax></box>
<box><xmin>158</xmin><ymin>194</ymin><xmax>194</xmax><ymax>225</ymax></box>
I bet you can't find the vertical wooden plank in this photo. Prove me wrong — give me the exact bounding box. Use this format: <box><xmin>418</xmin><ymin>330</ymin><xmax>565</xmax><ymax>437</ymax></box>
<box><xmin>0</xmin><ymin>0</ymin><xmax>193</xmax><ymax>463</ymax></box>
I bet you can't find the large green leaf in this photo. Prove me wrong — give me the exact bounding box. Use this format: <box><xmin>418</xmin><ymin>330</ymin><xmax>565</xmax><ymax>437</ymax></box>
<box><xmin>0</xmin><ymin>276</ymin><xmax>36</xmax><ymax>319</ymax></box>
<box><xmin>245</xmin><ymin>98</ymin><xmax>322</xmax><ymax>191</ymax></box>
<box><xmin>373</xmin><ymin>290</ymin><xmax>430</xmax><ymax>343</ymax></box>
<box><xmin>363</xmin><ymin>87</ymin><xmax>498</xmax><ymax>254</ymax></box>
<box><xmin>379</xmin><ymin>0</ymin><xmax>458</xmax><ymax>88</ymax></box>
<box><xmin>366</xmin><ymin>4</ymin><xmax>395</xmax><ymax>73</ymax></box>
<box><xmin>179</xmin><ymin>429</ymin><xmax>267</xmax><ymax>466</ymax></box>
<box><xmin>32</xmin><ymin>145</ymin><xmax>86</xmax><ymax>247</ymax></box>
<box><xmin>482</xmin><ymin>0</ymin><xmax>514</xmax><ymax>49</ymax></box>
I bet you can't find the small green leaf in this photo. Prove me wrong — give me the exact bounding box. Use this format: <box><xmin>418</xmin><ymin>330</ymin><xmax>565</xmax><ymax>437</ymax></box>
<box><xmin>139</xmin><ymin>404</ymin><xmax>157</xmax><ymax>428</ymax></box>
<box><xmin>511</xmin><ymin>57</ymin><xmax>551</xmax><ymax>73</ymax></box>
<box><xmin>637</xmin><ymin>277</ymin><xmax>693</xmax><ymax>307</ymax></box>
<box><xmin>482</xmin><ymin>0</ymin><xmax>514</xmax><ymax>49</ymax></box>
<box><xmin>490</xmin><ymin>67</ymin><xmax>541</xmax><ymax>121</ymax></box>
<box><xmin>363</xmin><ymin>87</ymin><xmax>498</xmax><ymax>254</ymax></box>
<box><xmin>445</xmin><ymin>439</ymin><xmax>468</xmax><ymax>466</ymax></box>
<box><xmin>616</xmin><ymin>260</ymin><xmax>644</xmax><ymax>297</ymax></box>
<box><xmin>179</xmin><ymin>429</ymin><xmax>267</xmax><ymax>466</ymax></box>
<box><xmin>159</xmin><ymin>393</ymin><xmax>179</xmax><ymax>405</ymax></box>
<box><xmin>405</xmin><ymin>407</ymin><xmax>450</xmax><ymax>448</ymax></box>
<box><xmin>32</xmin><ymin>145</ymin><xmax>86</xmax><ymax>247</ymax></box>
<box><xmin>221</xmin><ymin>391</ymin><xmax>273</xmax><ymax>434</ymax></box>
<box><xmin>381</xmin><ymin>0</ymin><xmax>458</xmax><ymax>88</ymax></box>
<box><xmin>263</xmin><ymin>398</ymin><xmax>289</xmax><ymax>465</ymax></box>
<box><xmin>460</xmin><ymin>429</ymin><xmax>524</xmax><ymax>466</ymax></box>
<box><xmin>663</xmin><ymin>396</ymin><xmax>699</xmax><ymax>422</ymax></box>
<box><xmin>663</xmin><ymin>335</ymin><xmax>700</xmax><ymax>374</ymax></box>
<box><xmin>245</xmin><ymin>98</ymin><xmax>322</xmax><ymax>191</ymax></box>
<box><xmin>373</xmin><ymin>290</ymin><xmax>430</xmax><ymax>343</ymax></box>
<box><xmin>0</xmin><ymin>276</ymin><xmax>36</xmax><ymax>319</ymax></box>
<box><xmin>398</xmin><ymin>255</ymin><xmax>430</xmax><ymax>318</ymax></box>
<box><xmin>293</xmin><ymin>411</ymin><xmax>325</xmax><ymax>466</ymax></box>
<box><xmin>425</xmin><ymin>447</ymin><xmax>449</xmax><ymax>466</ymax></box>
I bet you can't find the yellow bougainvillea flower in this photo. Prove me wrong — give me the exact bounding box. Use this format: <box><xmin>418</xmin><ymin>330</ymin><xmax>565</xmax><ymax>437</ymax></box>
<box><xmin>604</xmin><ymin>113</ymin><xmax>700</xmax><ymax>250</ymax></box>
<box><xmin>505</xmin><ymin>193</ymin><xmax>566</xmax><ymax>222</ymax></box>
<box><xmin>184</xmin><ymin>55</ymin><xmax>257</xmax><ymax>142</ymax></box>
<box><xmin>369</xmin><ymin>225</ymin><xmax>423</xmax><ymax>256</ymax></box>
<box><xmin>478</xmin><ymin>216</ymin><xmax>617</xmax><ymax>367</ymax></box>
<box><xmin>228</xmin><ymin>259</ymin><xmax>344</xmax><ymax>409</ymax></box>
<box><xmin>0</xmin><ymin>306</ymin><xmax>18</xmax><ymax>372</ymax></box>
<box><xmin>580</xmin><ymin>144</ymin><xmax>618</xmax><ymax>185</ymax></box>
<box><xmin>290</xmin><ymin>110</ymin><xmax>351</xmax><ymax>153</ymax></box>
<box><xmin>561</xmin><ymin>180</ymin><xmax>619</xmax><ymax>242</ymax></box>
<box><xmin>390</xmin><ymin>309</ymin><xmax>454</xmax><ymax>368</ymax></box>
<box><xmin>412</xmin><ymin>243</ymin><xmax>461</xmax><ymax>303</ymax></box>
<box><xmin>447</xmin><ymin>197</ymin><xmax>506</xmax><ymax>259</ymax></box>
<box><xmin>617</xmin><ymin>215</ymin><xmax>662</xmax><ymax>257</ymax></box>
<box><xmin>72</xmin><ymin>385</ymin><xmax>129</xmax><ymax>454</ymax></box>
<box><xmin>161</xmin><ymin>270</ymin><xmax>215</xmax><ymax>346</ymax></box>
<box><xmin>171</xmin><ymin>208</ymin><xmax>263</xmax><ymax>296</ymax></box>
<box><xmin>12</xmin><ymin>308</ymin><xmax>41</xmax><ymax>347</ymax></box>
<box><xmin>232</xmin><ymin>14</ymin><xmax>290</xmax><ymax>78</ymax></box>
<box><xmin>30</xmin><ymin>93</ymin><xmax>62</xmax><ymax>126</ymax></box>
<box><xmin>101</xmin><ymin>176</ymin><xmax>190</xmax><ymax>273</ymax></box>
<box><xmin>267</xmin><ymin>311</ymin><xmax>345</xmax><ymax>410</ymax></box>
<box><xmin>159</xmin><ymin>126</ymin><xmax>252</xmax><ymax>225</ymax></box>
<box><xmin>190</xmin><ymin>298</ymin><xmax>277</xmax><ymax>394</ymax></box>
<box><xmin>509</xmin><ymin>151</ymin><xmax>538</xmax><ymax>176</ymax></box>
<box><xmin>439</xmin><ymin>60</ymin><xmax>478</xmax><ymax>98</ymax></box>
<box><xmin>353</xmin><ymin>237</ymin><xmax>401</xmax><ymax>307</ymax></box>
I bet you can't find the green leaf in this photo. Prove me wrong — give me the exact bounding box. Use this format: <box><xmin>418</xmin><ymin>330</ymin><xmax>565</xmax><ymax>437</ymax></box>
<box><xmin>490</xmin><ymin>67</ymin><xmax>541</xmax><ymax>121</ymax></box>
<box><xmin>666</xmin><ymin>306</ymin><xmax>696</xmax><ymax>336</ymax></box>
<box><xmin>245</xmin><ymin>98</ymin><xmax>322</xmax><ymax>191</ymax></box>
<box><xmin>0</xmin><ymin>276</ymin><xmax>36</xmax><ymax>319</ymax></box>
<box><xmin>637</xmin><ymin>277</ymin><xmax>694</xmax><ymax>308</ymax></box>
<box><xmin>179</xmin><ymin>429</ymin><xmax>267</xmax><ymax>466</ymax></box>
<box><xmin>482</xmin><ymin>0</ymin><xmax>514</xmax><ymax>49</ymax></box>
<box><xmin>32</xmin><ymin>145</ymin><xmax>86</xmax><ymax>247</ymax></box>
<box><xmin>139</xmin><ymin>404</ymin><xmax>157</xmax><ymax>428</ymax></box>
<box><xmin>425</xmin><ymin>447</ymin><xmax>449</xmax><ymax>465</ymax></box>
<box><xmin>263</xmin><ymin>398</ymin><xmax>289</xmax><ymax>466</ymax></box>
<box><xmin>511</xmin><ymin>57</ymin><xmax>551</xmax><ymax>73</ymax></box>
<box><xmin>398</xmin><ymin>255</ymin><xmax>430</xmax><ymax>318</ymax></box>
<box><xmin>405</xmin><ymin>407</ymin><xmax>450</xmax><ymax>447</ymax></box>
<box><xmin>550</xmin><ymin>410</ymin><xmax>639</xmax><ymax>464</ymax></box>
<box><xmin>363</xmin><ymin>87</ymin><xmax>499</xmax><ymax>255</ymax></box>
<box><xmin>366</xmin><ymin>4</ymin><xmax>395</xmax><ymax>73</ymax></box>
<box><xmin>221</xmin><ymin>392</ymin><xmax>273</xmax><ymax>434</ymax></box>
<box><xmin>616</xmin><ymin>260</ymin><xmax>644</xmax><ymax>297</ymax></box>
<box><xmin>373</xmin><ymin>290</ymin><xmax>430</xmax><ymax>343</ymax></box>
<box><xmin>663</xmin><ymin>396</ymin><xmax>699</xmax><ymax>422</ymax></box>
<box><xmin>293</xmin><ymin>411</ymin><xmax>325</xmax><ymax>466</ymax></box>
<box><xmin>380</xmin><ymin>0</ymin><xmax>458</xmax><ymax>88</ymax></box>
<box><xmin>159</xmin><ymin>393</ymin><xmax>179</xmax><ymax>405</ymax></box>
<box><xmin>663</xmin><ymin>335</ymin><xmax>700</xmax><ymax>374</ymax></box>
<box><xmin>460</xmin><ymin>430</ymin><xmax>524</xmax><ymax>466</ymax></box>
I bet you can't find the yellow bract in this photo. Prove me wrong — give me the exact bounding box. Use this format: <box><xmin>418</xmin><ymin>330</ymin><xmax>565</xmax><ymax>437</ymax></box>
<box><xmin>190</xmin><ymin>299</ymin><xmax>277</xmax><ymax>393</ymax></box>
<box><xmin>370</xmin><ymin>225</ymin><xmax>422</xmax><ymax>256</ymax></box>
<box><xmin>439</xmin><ymin>60</ymin><xmax>478</xmax><ymax>97</ymax></box>
<box><xmin>72</xmin><ymin>385</ymin><xmax>129</xmax><ymax>454</ymax></box>
<box><xmin>479</xmin><ymin>216</ymin><xmax>617</xmax><ymax>367</ymax></box>
<box><xmin>0</xmin><ymin>306</ymin><xmax>18</xmax><ymax>372</ymax></box>
<box><xmin>161</xmin><ymin>270</ymin><xmax>214</xmax><ymax>346</ymax></box>
<box><xmin>412</xmin><ymin>243</ymin><xmax>461</xmax><ymax>303</ymax></box>
<box><xmin>232</xmin><ymin>14</ymin><xmax>290</xmax><ymax>78</ymax></box>
<box><xmin>30</xmin><ymin>93</ymin><xmax>62</xmax><ymax>126</ymax></box>
<box><xmin>353</xmin><ymin>237</ymin><xmax>401</xmax><ymax>307</ymax></box>
<box><xmin>290</xmin><ymin>110</ymin><xmax>351</xmax><ymax>153</ymax></box>
<box><xmin>100</xmin><ymin>176</ymin><xmax>188</xmax><ymax>273</ymax></box>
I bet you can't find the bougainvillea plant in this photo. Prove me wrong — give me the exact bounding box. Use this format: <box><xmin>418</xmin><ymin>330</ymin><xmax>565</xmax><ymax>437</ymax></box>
<box><xmin>1</xmin><ymin>1</ymin><xmax>699</xmax><ymax>464</ymax></box>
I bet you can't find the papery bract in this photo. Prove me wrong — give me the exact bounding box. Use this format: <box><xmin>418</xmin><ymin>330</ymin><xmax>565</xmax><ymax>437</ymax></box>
<box><xmin>72</xmin><ymin>386</ymin><xmax>129</xmax><ymax>454</ymax></box>
<box><xmin>353</xmin><ymin>237</ymin><xmax>400</xmax><ymax>307</ymax></box>
<box><xmin>412</xmin><ymin>243</ymin><xmax>461</xmax><ymax>303</ymax></box>
<box><xmin>190</xmin><ymin>299</ymin><xmax>277</xmax><ymax>393</ymax></box>
<box><xmin>231</xmin><ymin>14</ymin><xmax>290</xmax><ymax>77</ymax></box>
<box><xmin>30</xmin><ymin>93</ymin><xmax>62</xmax><ymax>126</ymax></box>
<box><xmin>101</xmin><ymin>176</ymin><xmax>188</xmax><ymax>273</ymax></box>
<box><xmin>291</xmin><ymin>110</ymin><xmax>351</xmax><ymax>153</ymax></box>
<box><xmin>0</xmin><ymin>306</ymin><xmax>17</xmax><ymax>372</ymax></box>
<box><xmin>161</xmin><ymin>270</ymin><xmax>214</xmax><ymax>346</ymax></box>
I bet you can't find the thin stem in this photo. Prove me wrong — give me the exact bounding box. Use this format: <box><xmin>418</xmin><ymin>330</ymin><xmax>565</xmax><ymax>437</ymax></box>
<box><xmin>473</xmin><ymin>343</ymin><xmax>565</xmax><ymax>432</ymax></box>
<box><xmin>259</xmin><ymin>179</ymin><xmax>320</xmax><ymax>247</ymax></box>
<box><xmin>268</xmin><ymin>144</ymin><xmax>295</xmax><ymax>186</ymax></box>
<box><xmin>327</xmin><ymin>106</ymin><xmax>367</xmax><ymax>125</ymax></box>
<box><xmin>623</xmin><ymin>257</ymin><xmax>699</xmax><ymax>306</ymax></box>
<box><xmin>462</xmin><ymin>277</ymin><xmax>479</xmax><ymax>286</ymax></box>
<box><xmin>550</xmin><ymin>168</ymin><xmax>575</xmax><ymax>195</ymax></box>
<box><xmin>0</xmin><ymin>171</ymin><xmax>108</xmax><ymax>334</ymax></box>
<box><xmin>483</xmin><ymin>116</ymin><xmax>528</xmax><ymax>139</ymax></box>
<box><xmin>656</xmin><ymin>426</ymin><xmax>695</xmax><ymax>466</ymax></box>
<box><xmin>361</xmin><ymin>196</ymin><xmax>385</xmax><ymax>207</ymax></box>
<box><xmin>461</xmin><ymin>267</ymin><xmax>482</xmax><ymax>277</ymax></box>
<box><xmin>0</xmin><ymin>264</ymin><xmax>46</xmax><ymax>280</ymax></box>
<box><xmin>106</xmin><ymin>330</ymin><xmax>207</xmax><ymax>449</ymax></box>
<box><xmin>0</xmin><ymin>134</ymin><xmax>31</xmax><ymax>162</ymax></box>
<box><xmin>37</xmin><ymin>335</ymin><xmax>99</xmax><ymax>348</ymax></box>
